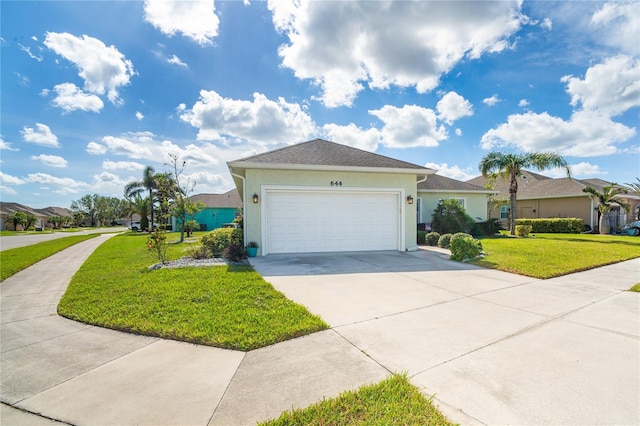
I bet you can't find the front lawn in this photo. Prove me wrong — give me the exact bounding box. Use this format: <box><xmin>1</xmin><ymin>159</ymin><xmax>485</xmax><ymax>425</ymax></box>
<box><xmin>58</xmin><ymin>233</ymin><xmax>328</xmax><ymax>351</ymax></box>
<box><xmin>471</xmin><ymin>233</ymin><xmax>640</xmax><ymax>279</ymax></box>
<box><xmin>0</xmin><ymin>234</ymin><xmax>100</xmax><ymax>281</ymax></box>
<box><xmin>261</xmin><ymin>374</ymin><xmax>453</xmax><ymax>426</ymax></box>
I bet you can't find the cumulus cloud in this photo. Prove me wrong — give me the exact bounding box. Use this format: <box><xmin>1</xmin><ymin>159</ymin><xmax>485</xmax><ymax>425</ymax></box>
<box><xmin>31</xmin><ymin>154</ymin><xmax>68</xmax><ymax>168</ymax></box>
<box><xmin>546</xmin><ymin>162</ymin><xmax>605</xmax><ymax>178</ymax></box>
<box><xmin>25</xmin><ymin>173</ymin><xmax>89</xmax><ymax>195</ymax></box>
<box><xmin>86</xmin><ymin>141</ymin><xmax>107</xmax><ymax>155</ymax></box>
<box><xmin>561</xmin><ymin>55</ymin><xmax>640</xmax><ymax>117</ymax></box>
<box><xmin>322</xmin><ymin>123</ymin><xmax>381</xmax><ymax>152</ymax></box>
<box><xmin>369</xmin><ymin>104</ymin><xmax>447</xmax><ymax>148</ymax></box>
<box><xmin>144</xmin><ymin>0</ymin><xmax>219</xmax><ymax>46</ymax></box>
<box><xmin>179</xmin><ymin>90</ymin><xmax>316</xmax><ymax>144</ymax></box>
<box><xmin>0</xmin><ymin>137</ymin><xmax>19</xmax><ymax>151</ymax></box>
<box><xmin>0</xmin><ymin>171</ymin><xmax>25</xmax><ymax>185</ymax></box>
<box><xmin>424</xmin><ymin>162</ymin><xmax>475</xmax><ymax>181</ymax></box>
<box><xmin>50</xmin><ymin>82</ymin><xmax>104</xmax><ymax>113</ymax></box>
<box><xmin>436</xmin><ymin>91</ymin><xmax>473</xmax><ymax>124</ymax></box>
<box><xmin>481</xmin><ymin>56</ymin><xmax>638</xmax><ymax>157</ymax></box>
<box><xmin>21</xmin><ymin>123</ymin><xmax>59</xmax><ymax>147</ymax></box>
<box><xmin>480</xmin><ymin>110</ymin><xmax>635</xmax><ymax>157</ymax></box>
<box><xmin>44</xmin><ymin>32</ymin><xmax>135</xmax><ymax>104</ymax></box>
<box><xmin>136</xmin><ymin>111</ymin><xmax>144</xmax><ymax>120</ymax></box>
<box><xmin>483</xmin><ymin>94</ymin><xmax>501</xmax><ymax>106</ymax></box>
<box><xmin>268</xmin><ymin>0</ymin><xmax>525</xmax><ymax>107</ymax></box>
<box><xmin>167</xmin><ymin>54</ymin><xmax>188</xmax><ymax>67</ymax></box>
<box><xmin>591</xmin><ymin>2</ymin><xmax>640</xmax><ymax>56</ymax></box>
<box><xmin>519</xmin><ymin>99</ymin><xmax>530</xmax><ymax>108</ymax></box>
<box><xmin>102</xmin><ymin>160</ymin><xmax>145</xmax><ymax>171</ymax></box>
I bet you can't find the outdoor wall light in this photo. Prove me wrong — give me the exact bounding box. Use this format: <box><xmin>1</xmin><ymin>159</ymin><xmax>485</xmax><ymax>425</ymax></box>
<box><xmin>252</xmin><ymin>193</ymin><xmax>259</xmax><ymax>204</ymax></box>
<box><xmin>406</xmin><ymin>195</ymin><xmax>414</xmax><ymax>205</ymax></box>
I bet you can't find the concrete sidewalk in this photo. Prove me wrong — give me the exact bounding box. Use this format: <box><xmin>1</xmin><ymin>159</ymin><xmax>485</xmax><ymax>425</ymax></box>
<box><xmin>1</xmin><ymin>240</ymin><xmax>638</xmax><ymax>425</ymax></box>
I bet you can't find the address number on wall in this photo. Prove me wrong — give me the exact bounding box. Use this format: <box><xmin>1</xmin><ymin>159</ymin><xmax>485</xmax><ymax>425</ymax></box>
<box><xmin>330</xmin><ymin>181</ymin><xmax>343</xmax><ymax>186</ymax></box>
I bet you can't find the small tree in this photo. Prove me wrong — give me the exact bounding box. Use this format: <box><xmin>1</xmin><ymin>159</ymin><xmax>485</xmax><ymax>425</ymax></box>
<box><xmin>5</xmin><ymin>211</ymin><xmax>27</xmax><ymax>231</ymax></box>
<box><xmin>431</xmin><ymin>199</ymin><xmax>475</xmax><ymax>235</ymax></box>
<box><xmin>583</xmin><ymin>184</ymin><xmax>630</xmax><ymax>234</ymax></box>
<box><xmin>164</xmin><ymin>154</ymin><xmax>204</xmax><ymax>243</ymax></box>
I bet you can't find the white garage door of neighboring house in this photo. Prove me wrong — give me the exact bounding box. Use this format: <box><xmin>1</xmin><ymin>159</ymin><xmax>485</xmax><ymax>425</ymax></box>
<box><xmin>265</xmin><ymin>190</ymin><xmax>401</xmax><ymax>254</ymax></box>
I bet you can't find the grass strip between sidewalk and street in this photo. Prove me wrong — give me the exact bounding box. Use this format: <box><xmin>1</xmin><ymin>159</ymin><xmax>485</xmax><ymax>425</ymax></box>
<box><xmin>261</xmin><ymin>373</ymin><xmax>454</xmax><ymax>426</ymax></box>
<box><xmin>470</xmin><ymin>233</ymin><xmax>640</xmax><ymax>279</ymax></box>
<box><xmin>58</xmin><ymin>233</ymin><xmax>328</xmax><ymax>351</ymax></box>
<box><xmin>0</xmin><ymin>234</ymin><xmax>100</xmax><ymax>281</ymax></box>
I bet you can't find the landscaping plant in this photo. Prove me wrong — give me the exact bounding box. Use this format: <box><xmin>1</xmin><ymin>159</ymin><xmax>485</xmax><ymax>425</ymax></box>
<box><xmin>450</xmin><ymin>233</ymin><xmax>483</xmax><ymax>261</ymax></box>
<box><xmin>425</xmin><ymin>231</ymin><xmax>440</xmax><ymax>246</ymax></box>
<box><xmin>437</xmin><ymin>233</ymin><xmax>452</xmax><ymax>248</ymax></box>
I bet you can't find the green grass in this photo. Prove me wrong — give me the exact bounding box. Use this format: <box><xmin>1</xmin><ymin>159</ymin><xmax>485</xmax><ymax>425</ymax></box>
<box><xmin>261</xmin><ymin>373</ymin><xmax>453</xmax><ymax>426</ymax></box>
<box><xmin>0</xmin><ymin>234</ymin><xmax>100</xmax><ymax>281</ymax></box>
<box><xmin>629</xmin><ymin>284</ymin><xmax>640</xmax><ymax>292</ymax></box>
<box><xmin>58</xmin><ymin>233</ymin><xmax>328</xmax><ymax>351</ymax></box>
<box><xmin>471</xmin><ymin>233</ymin><xmax>640</xmax><ymax>279</ymax></box>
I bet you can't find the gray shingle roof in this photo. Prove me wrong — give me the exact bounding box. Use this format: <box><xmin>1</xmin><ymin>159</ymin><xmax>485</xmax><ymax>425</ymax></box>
<box><xmin>466</xmin><ymin>171</ymin><xmax>616</xmax><ymax>199</ymax></box>
<box><xmin>188</xmin><ymin>189</ymin><xmax>242</xmax><ymax>208</ymax></box>
<box><xmin>418</xmin><ymin>174</ymin><xmax>491</xmax><ymax>192</ymax></box>
<box><xmin>231</xmin><ymin>139</ymin><xmax>429</xmax><ymax>171</ymax></box>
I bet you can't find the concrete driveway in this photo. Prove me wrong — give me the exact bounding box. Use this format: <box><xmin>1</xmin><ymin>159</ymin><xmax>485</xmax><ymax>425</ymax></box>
<box><xmin>251</xmin><ymin>250</ymin><xmax>640</xmax><ymax>425</ymax></box>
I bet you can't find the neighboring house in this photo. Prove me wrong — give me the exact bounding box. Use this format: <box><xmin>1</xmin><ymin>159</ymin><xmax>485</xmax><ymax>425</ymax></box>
<box><xmin>0</xmin><ymin>202</ymin><xmax>71</xmax><ymax>230</ymax></box>
<box><xmin>227</xmin><ymin>139</ymin><xmax>433</xmax><ymax>255</ymax></box>
<box><xmin>417</xmin><ymin>174</ymin><xmax>496</xmax><ymax>228</ymax></box>
<box><xmin>467</xmin><ymin>171</ymin><xmax>640</xmax><ymax>231</ymax></box>
<box><xmin>172</xmin><ymin>189</ymin><xmax>242</xmax><ymax>232</ymax></box>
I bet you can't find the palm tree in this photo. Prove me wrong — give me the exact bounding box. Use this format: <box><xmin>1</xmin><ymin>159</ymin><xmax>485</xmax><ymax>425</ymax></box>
<box><xmin>479</xmin><ymin>151</ymin><xmax>570</xmax><ymax>235</ymax></box>
<box><xmin>130</xmin><ymin>195</ymin><xmax>150</xmax><ymax>231</ymax></box>
<box><xmin>583</xmin><ymin>183</ymin><xmax>630</xmax><ymax>234</ymax></box>
<box><xmin>125</xmin><ymin>166</ymin><xmax>158</xmax><ymax>231</ymax></box>
<box><xmin>624</xmin><ymin>178</ymin><xmax>640</xmax><ymax>194</ymax></box>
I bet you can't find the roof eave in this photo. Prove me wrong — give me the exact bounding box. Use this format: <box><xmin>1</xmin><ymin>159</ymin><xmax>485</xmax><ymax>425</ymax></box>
<box><xmin>228</xmin><ymin>161</ymin><xmax>433</xmax><ymax>176</ymax></box>
<box><xmin>418</xmin><ymin>189</ymin><xmax>497</xmax><ymax>195</ymax></box>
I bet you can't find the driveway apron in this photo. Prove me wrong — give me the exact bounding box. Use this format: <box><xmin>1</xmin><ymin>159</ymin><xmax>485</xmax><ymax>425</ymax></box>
<box><xmin>251</xmin><ymin>250</ymin><xmax>640</xmax><ymax>425</ymax></box>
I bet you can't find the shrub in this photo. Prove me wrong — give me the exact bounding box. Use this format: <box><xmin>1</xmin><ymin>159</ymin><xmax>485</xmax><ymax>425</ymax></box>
<box><xmin>201</xmin><ymin>228</ymin><xmax>244</xmax><ymax>256</ymax></box>
<box><xmin>450</xmin><ymin>234</ymin><xmax>483</xmax><ymax>261</ymax></box>
<box><xmin>514</xmin><ymin>218</ymin><xmax>583</xmax><ymax>234</ymax></box>
<box><xmin>426</xmin><ymin>232</ymin><xmax>440</xmax><ymax>246</ymax></box>
<box><xmin>515</xmin><ymin>225</ymin><xmax>532</xmax><ymax>237</ymax></box>
<box><xmin>431</xmin><ymin>200</ymin><xmax>475</xmax><ymax>234</ymax></box>
<box><xmin>417</xmin><ymin>231</ymin><xmax>428</xmax><ymax>245</ymax></box>
<box><xmin>146</xmin><ymin>227</ymin><xmax>169</xmax><ymax>264</ymax></box>
<box><xmin>470</xmin><ymin>218</ymin><xmax>503</xmax><ymax>237</ymax></box>
<box><xmin>184</xmin><ymin>243</ymin><xmax>209</xmax><ymax>259</ymax></box>
<box><xmin>222</xmin><ymin>241</ymin><xmax>246</xmax><ymax>262</ymax></box>
<box><xmin>437</xmin><ymin>233</ymin><xmax>452</xmax><ymax>248</ymax></box>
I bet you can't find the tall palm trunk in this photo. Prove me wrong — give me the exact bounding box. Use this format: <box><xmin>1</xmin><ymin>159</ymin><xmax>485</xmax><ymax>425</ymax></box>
<box><xmin>509</xmin><ymin>173</ymin><xmax>518</xmax><ymax>235</ymax></box>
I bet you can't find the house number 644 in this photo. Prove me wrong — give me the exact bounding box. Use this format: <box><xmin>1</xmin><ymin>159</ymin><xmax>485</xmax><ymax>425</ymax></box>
<box><xmin>330</xmin><ymin>181</ymin><xmax>342</xmax><ymax>186</ymax></box>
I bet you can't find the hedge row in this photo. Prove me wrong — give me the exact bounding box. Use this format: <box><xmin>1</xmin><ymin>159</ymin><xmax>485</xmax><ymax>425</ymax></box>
<box><xmin>514</xmin><ymin>218</ymin><xmax>583</xmax><ymax>234</ymax></box>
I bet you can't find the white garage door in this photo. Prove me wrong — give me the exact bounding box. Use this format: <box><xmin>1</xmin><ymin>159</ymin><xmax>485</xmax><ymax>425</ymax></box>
<box><xmin>265</xmin><ymin>190</ymin><xmax>400</xmax><ymax>254</ymax></box>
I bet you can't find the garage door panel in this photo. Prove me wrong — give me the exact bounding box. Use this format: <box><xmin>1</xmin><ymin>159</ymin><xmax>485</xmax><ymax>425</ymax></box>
<box><xmin>265</xmin><ymin>191</ymin><xmax>400</xmax><ymax>254</ymax></box>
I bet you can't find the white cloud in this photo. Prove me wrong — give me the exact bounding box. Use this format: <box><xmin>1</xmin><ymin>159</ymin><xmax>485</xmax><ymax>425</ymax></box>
<box><xmin>269</xmin><ymin>0</ymin><xmax>525</xmax><ymax>107</ymax></box>
<box><xmin>44</xmin><ymin>32</ymin><xmax>135</xmax><ymax>104</ymax></box>
<box><xmin>546</xmin><ymin>162</ymin><xmax>605</xmax><ymax>178</ymax></box>
<box><xmin>541</xmin><ymin>17</ymin><xmax>552</xmax><ymax>30</ymax></box>
<box><xmin>424</xmin><ymin>162</ymin><xmax>475</xmax><ymax>181</ymax></box>
<box><xmin>436</xmin><ymin>91</ymin><xmax>473</xmax><ymax>124</ymax></box>
<box><xmin>21</xmin><ymin>123</ymin><xmax>59</xmax><ymax>147</ymax></box>
<box><xmin>167</xmin><ymin>54</ymin><xmax>187</xmax><ymax>67</ymax></box>
<box><xmin>18</xmin><ymin>43</ymin><xmax>43</xmax><ymax>61</ymax></box>
<box><xmin>561</xmin><ymin>55</ymin><xmax>640</xmax><ymax>117</ymax></box>
<box><xmin>0</xmin><ymin>137</ymin><xmax>19</xmax><ymax>151</ymax></box>
<box><xmin>455</xmin><ymin>128</ymin><xmax>463</xmax><ymax>136</ymax></box>
<box><xmin>86</xmin><ymin>141</ymin><xmax>107</xmax><ymax>155</ymax></box>
<box><xmin>179</xmin><ymin>90</ymin><xmax>317</xmax><ymax>144</ymax></box>
<box><xmin>144</xmin><ymin>0</ymin><xmax>219</xmax><ymax>46</ymax></box>
<box><xmin>102</xmin><ymin>160</ymin><xmax>145</xmax><ymax>171</ymax></box>
<box><xmin>591</xmin><ymin>2</ymin><xmax>640</xmax><ymax>56</ymax></box>
<box><xmin>480</xmin><ymin>110</ymin><xmax>635</xmax><ymax>157</ymax></box>
<box><xmin>321</xmin><ymin>123</ymin><xmax>381</xmax><ymax>152</ymax></box>
<box><xmin>50</xmin><ymin>82</ymin><xmax>104</xmax><ymax>113</ymax></box>
<box><xmin>25</xmin><ymin>173</ymin><xmax>89</xmax><ymax>195</ymax></box>
<box><xmin>1</xmin><ymin>185</ymin><xmax>18</xmax><ymax>195</ymax></box>
<box><xmin>483</xmin><ymin>94</ymin><xmax>500</xmax><ymax>106</ymax></box>
<box><xmin>31</xmin><ymin>154</ymin><xmax>68</xmax><ymax>168</ymax></box>
<box><xmin>0</xmin><ymin>171</ymin><xmax>25</xmax><ymax>185</ymax></box>
<box><xmin>519</xmin><ymin>99</ymin><xmax>530</xmax><ymax>108</ymax></box>
<box><xmin>369</xmin><ymin>104</ymin><xmax>447</xmax><ymax>148</ymax></box>
<box><xmin>136</xmin><ymin>111</ymin><xmax>144</xmax><ymax>120</ymax></box>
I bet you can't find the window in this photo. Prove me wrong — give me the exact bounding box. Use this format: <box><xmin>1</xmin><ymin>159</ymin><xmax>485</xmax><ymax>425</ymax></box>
<box><xmin>450</xmin><ymin>198</ymin><xmax>465</xmax><ymax>208</ymax></box>
<box><xmin>500</xmin><ymin>205</ymin><xmax>510</xmax><ymax>219</ymax></box>
<box><xmin>416</xmin><ymin>198</ymin><xmax>422</xmax><ymax>223</ymax></box>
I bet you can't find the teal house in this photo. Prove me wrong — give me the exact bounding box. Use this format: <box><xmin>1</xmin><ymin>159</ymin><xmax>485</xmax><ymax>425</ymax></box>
<box><xmin>172</xmin><ymin>189</ymin><xmax>242</xmax><ymax>232</ymax></box>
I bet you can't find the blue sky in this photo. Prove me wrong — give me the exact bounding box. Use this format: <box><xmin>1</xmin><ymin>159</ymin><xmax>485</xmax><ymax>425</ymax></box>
<box><xmin>1</xmin><ymin>0</ymin><xmax>638</xmax><ymax>208</ymax></box>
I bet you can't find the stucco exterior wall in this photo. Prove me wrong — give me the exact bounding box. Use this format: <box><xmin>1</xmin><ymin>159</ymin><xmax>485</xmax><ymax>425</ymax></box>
<box><xmin>243</xmin><ymin>168</ymin><xmax>418</xmax><ymax>254</ymax></box>
<box><xmin>488</xmin><ymin>196</ymin><xmax>594</xmax><ymax>228</ymax></box>
<box><xmin>418</xmin><ymin>192</ymin><xmax>489</xmax><ymax>225</ymax></box>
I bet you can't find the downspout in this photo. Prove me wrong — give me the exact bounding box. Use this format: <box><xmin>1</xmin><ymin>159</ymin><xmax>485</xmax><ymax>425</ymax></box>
<box><xmin>230</xmin><ymin>169</ymin><xmax>247</xmax><ymax>246</ymax></box>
